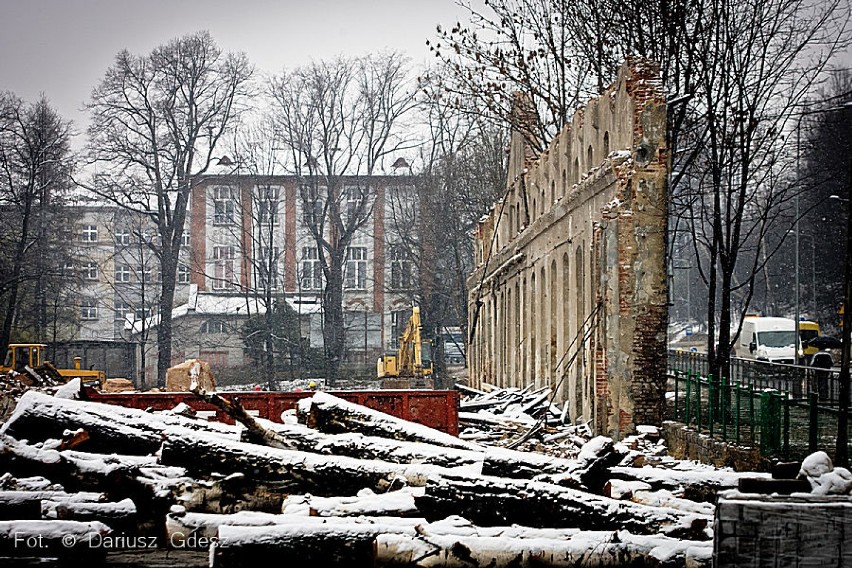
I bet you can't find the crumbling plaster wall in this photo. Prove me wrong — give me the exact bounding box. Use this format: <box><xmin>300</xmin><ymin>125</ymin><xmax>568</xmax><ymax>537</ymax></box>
<box><xmin>467</xmin><ymin>58</ymin><xmax>668</xmax><ymax>439</ymax></box>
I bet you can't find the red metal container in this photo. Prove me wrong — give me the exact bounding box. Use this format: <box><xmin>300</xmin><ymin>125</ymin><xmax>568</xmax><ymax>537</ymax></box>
<box><xmin>82</xmin><ymin>388</ymin><xmax>460</xmax><ymax>436</ymax></box>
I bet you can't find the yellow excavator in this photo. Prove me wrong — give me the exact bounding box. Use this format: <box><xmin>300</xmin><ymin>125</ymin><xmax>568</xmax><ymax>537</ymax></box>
<box><xmin>1</xmin><ymin>343</ymin><xmax>105</xmax><ymax>387</ymax></box>
<box><xmin>377</xmin><ymin>306</ymin><xmax>434</xmax><ymax>388</ymax></box>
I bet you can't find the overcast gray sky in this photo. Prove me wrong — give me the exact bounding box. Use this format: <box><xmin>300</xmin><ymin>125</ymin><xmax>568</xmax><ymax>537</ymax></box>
<box><xmin>0</xmin><ymin>0</ymin><xmax>472</xmax><ymax>135</ymax></box>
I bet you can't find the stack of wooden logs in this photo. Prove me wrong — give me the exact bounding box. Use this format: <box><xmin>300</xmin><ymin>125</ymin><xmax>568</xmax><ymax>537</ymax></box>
<box><xmin>0</xmin><ymin>386</ymin><xmax>769</xmax><ymax>567</ymax></box>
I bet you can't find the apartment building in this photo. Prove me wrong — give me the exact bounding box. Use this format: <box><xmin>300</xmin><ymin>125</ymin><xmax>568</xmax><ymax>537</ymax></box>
<box><xmin>68</xmin><ymin>166</ymin><xmax>421</xmax><ymax>383</ymax></box>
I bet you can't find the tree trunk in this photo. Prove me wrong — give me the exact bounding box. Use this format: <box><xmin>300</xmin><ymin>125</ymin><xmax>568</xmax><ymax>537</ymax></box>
<box><xmin>323</xmin><ymin>257</ymin><xmax>345</xmax><ymax>386</ymax></box>
<box><xmin>0</xmin><ymin>490</ymin><xmax>104</xmax><ymax>520</ymax></box>
<box><xmin>212</xmin><ymin>519</ymin><xmax>423</xmax><ymax>568</ymax></box>
<box><xmin>375</xmin><ymin>530</ymin><xmax>711</xmax><ymax>568</ymax></box>
<box><xmin>2</xmin><ymin>390</ymin><xmax>239</xmax><ymax>455</ymax></box>
<box><xmin>306</xmin><ymin>391</ymin><xmax>480</xmax><ymax>451</ymax></box>
<box><xmin>159</xmin><ymin>431</ymin><xmax>444</xmax><ymax>496</ymax></box>
<box><xmin>414</xmin><ymin>473</ymin><xmax>711</xmax><ymax>539</ymax></box>
<box><xmin>256</xmin><ymin>418</ymin><xmax>484</xmax><ymax>470</ymax></box>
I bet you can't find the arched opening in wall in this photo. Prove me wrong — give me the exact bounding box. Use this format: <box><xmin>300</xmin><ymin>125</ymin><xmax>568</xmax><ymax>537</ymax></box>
<box><xmin>521</xmin><ymin>276</ymin><xmax>527</xmax><ymax>385</ymax></box>
<box><xmin>575</xmin><ymin>244</ymin><xmax>585</xmax><ymax>420</ymax></box>
<box><xmin>587</xmin><ymin>145</ymin><xmax>593</xmax><ymax>170</ymax></box>
<box><xmin>540</xmin><ymin>188</ymin><xmax>545</xmax><ymax>214</ymax></box>
<box><xmin>540</xmin><ymin>265</ymin><xmax>547</xmax><ymax>389</ymax></box>
<box><xmin>530</xmin><ymin>271</ymin><xmax>537</xmax><ymax>388</ymax></box>
<box><xmin>573</xmin><ymin>157</ymin><xmax>580</xmax><ymax>185</ymax></box>
<box><xmin>514</xmin><ymin>280</ymin><xmax>521</xmax><ymax>389</ymax></box>
<box><xmin>562</xmin><ymin>169</ymin><xmax>567</xmax><ymax>195</ymax></box>
<box><xmin>550</xmin><ymin>259</ymin><xmax>557</xmax><ymax>393</ymax></box>
<box><xmin>603</xmin><ymin>131</ymin><xmax>610</xmax><ymax>159</ymax></box>
<box><xmin>562</xmin><ymin>252</ymin><xmax>571</xmax><ymax>410</ymax></box>
<box><xmin>506</xmin><ymin>286</ymin><xmax>513</xmax><ymax>386</ymax></box>
<box><xmin>532</xmin><ymin>198</ymin><xmax>537</xmax><ymax>222</ymax></box>
<box><xmin>492</xmin><ymin>293</ymin><xmax>498</xmax><ymax>386</ymax></box>
<box><xmin>550</xmin><ymin>180</ymin><xmax>555</xmax><ymax>206</ymax></box>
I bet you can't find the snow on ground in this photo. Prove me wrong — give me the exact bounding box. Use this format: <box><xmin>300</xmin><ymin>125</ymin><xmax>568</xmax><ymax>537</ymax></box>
<box><xmin>0</xmin><ymin>385</ymin><xmax>839</xmax><ymax>566</ymax></box>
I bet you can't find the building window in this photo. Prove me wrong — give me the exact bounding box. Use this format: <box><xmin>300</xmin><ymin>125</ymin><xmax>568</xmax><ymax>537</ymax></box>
<box><xmin>115</xmin><ymin>264</ymin><xmax>131</xmax><ymax>283</ymax></box>
<box><xmin>115</xmin><ymin>228</ymin><xmax>131</xmax><ymax>246</ymax></box>
<box><xmin>345</xmin><ymin>185</ymin><xmax>365</xmax><ymax>221</ymax></box>
<box><xmin>137</xmin><ymin>265</ymin><xmax>154</xmax><ymax>283</ymax></box>
<box><xmin>135</xmin><ymin>306</ymin><xmax>151</xmax><ymax>321</ymax></box>
<box><xmin>257</xmin><ymin>246</ymin><xmax>279</xmax><ymax>289</ymax></box>
<box><xmin>62</xmin><ymin>262</ymin><xmax>75</xmax><ymax>278</ymax></box>
<box><xmin>83</xmin><ymin>262</ymin><xmax>99</xmax><ymax>281</ymax></box>
<box><xmin>213</xmin><ymin>246</ymin><xmax>236</xmax><ymax>290</ymax></box>
<box><xmin>303</xmin><ymin>196</ymin><xmax>324</xmax><ymax>227</ymax></box>
<box><xmin>81</xmin><ymin>299</ymin><xmax>98</xmax><ymax>320</ymax></box>
<box><xmin>344</xmin><ymin>246</ymin><xmax>367</xmax><ymax>290</ymax></box>
<box><xmin>181</xmin><ymin>230</ymin><xmax>191</xmax><ymax>247</ymax></box>
<box><xmin>389</xmin><ymin>246</ymin><xmax>413</xmax><ymax>290</ymax></box>
<box><xmin>212</xmin><ymin>186</ymin><xmax>238</xmax><ymax>225</ymax></box>
<box><xmin>200</xmin><ymin>320</ymin><xmax>228</xmax><ymax>334</ymax></box>
<box><xmin>114</xmin><ymin>301</ymin><xmax>133</xmax><ymax>321</ymax></box>
<box><xmin>81</xmin><ymin>225</ymin><xmax>98</xmax><ymax>242</ymax></box>
<box><xmin>301</xmin><ymin>246</ymin><xmax>322</xmax><ymax>290</ymax></box>
<box><xmin>178</xmin><ymin>263</ymin><xmax>191</xmax><ymax>284</ymax></box>
<box><xmin>257</xmin><ymin>186</ymin><xmax>280</xmax><ymax>225</ymax></box>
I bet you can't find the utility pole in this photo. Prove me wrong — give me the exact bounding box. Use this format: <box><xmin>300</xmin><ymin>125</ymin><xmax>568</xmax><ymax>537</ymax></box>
<box><xmin>834</xmin><ymin>102</ymin><xmax>852</xmax><ymax>467</ymax></box>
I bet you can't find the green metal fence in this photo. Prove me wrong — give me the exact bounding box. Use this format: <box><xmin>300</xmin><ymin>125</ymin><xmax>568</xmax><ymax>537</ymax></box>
<box><xmin>667</xmin><ymin>350</ymin><xmax>851</xmax><ymax>462</ymax></box>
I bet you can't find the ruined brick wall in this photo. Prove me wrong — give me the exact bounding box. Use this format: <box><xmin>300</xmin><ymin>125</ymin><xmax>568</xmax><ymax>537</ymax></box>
<box><xmin>467</xmin><ymin>58</ymin><xmax>668</xmax><ymax>439</ymax></box>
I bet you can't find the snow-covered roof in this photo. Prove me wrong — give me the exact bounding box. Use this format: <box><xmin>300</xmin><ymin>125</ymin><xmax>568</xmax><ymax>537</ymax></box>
<box><xmin>127</xmin><ymin>286</ymin><xmax>322</xmax><ymax>334</ymax></box>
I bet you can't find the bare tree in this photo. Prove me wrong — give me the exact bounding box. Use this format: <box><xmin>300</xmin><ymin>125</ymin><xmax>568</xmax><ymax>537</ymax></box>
<box><xmin>426</xmin><ymin>0</ymin><xmax>595</xmax><ymax>154</ymax></box>
<box><xmin>85</xmin><ymin>31</ymin><xmax>254</xmax><ymax>386</ymax></box>
<box><xmin>0</xmin><ymin>93</ymin><xmax>75</xmax><ymax>353</ymax></box>
<box><xmin>677</xmin><ymin>0</ymin><xmax>849</xmax><ymax>380</ymax></box>
<box><xmin>269</xmin><ymin>52</ymin><xmax>417</xmax><ymax>383</ymax></box>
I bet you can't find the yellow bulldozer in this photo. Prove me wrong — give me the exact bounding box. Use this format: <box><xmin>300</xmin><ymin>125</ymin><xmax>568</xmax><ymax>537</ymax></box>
<box><xmin>1</xmin><ymin>343</ymin><xmax>105</xmax><ymax>387</ymax></box>
<box><xmin>377</xmin><ymin>306</ymin><xmax>434</xmax><ymax>389</ymax></box>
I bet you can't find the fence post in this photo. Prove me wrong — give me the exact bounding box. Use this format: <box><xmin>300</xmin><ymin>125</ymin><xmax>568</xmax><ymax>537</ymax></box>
<box><xmin>809</xmin><ymin>391</ymin><xmax>819</xmax><ymax>453</ymax></box>
<box><xmin>749</xmin><ymin>385</ymin><xmax>756</xmax><ymax>446</ymax></box>
<box><xmin>783</xmin><ymin>391</ymin><xmax>790</xmax><ymax>459</ymax></box>
<box><xmin>760</xmin><ymin>391</ymin><xmax>782</xmax><ymax>456</ymax></box>
<box><xmin>708</xmin><ymin>374</ymin><xmax>715</xmax><ymax>438</ymax></box>
<box><xmin>686</xmin><ymin>372</ymin><xmax>692</xmax><ymax>427</ymax></box>
<box><xmin>721</xmin><ymin>376</ymin><xmax>728</xmax><ymax>442</ymax></box>
<box><xmin>735</xmin><ymin>381</ymin><xmax>741</xmax><ymax>445</ymax></box>
<box><xmin>674</xmin><ymin>371</ymin><xmax>680</xmax><ymax>420</ymax></box>
<box><xmin>697</xmin><ymin>376</ymin><xmax>703</xmax><ymax>433</ymax></box>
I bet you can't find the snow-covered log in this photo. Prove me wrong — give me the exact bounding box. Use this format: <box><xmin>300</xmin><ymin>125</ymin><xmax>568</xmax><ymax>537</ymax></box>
<box><xmin>0</xmin><ymin>490</ymin><xmax>104</xmax><ymax>520</ymax></box>
<box><xmin>0</xmin><ymin>519</ymin><xmax>111</xmax><ymax>559</ymax></box>
<box><xmin>160</xmin><ymin>430</ymin><xmax>461</xmax><ymax>497</ymax></box>
<box><xmin>191</xmin><ymin>386</ymin><xmax>292</xmax><ymax>450</ymax></box>
<box><xmin>2</xmin><ymin>391</ymin><xmax>239</xmax><ymax>454</ymax></box>
<box><xmin>281</xmin><ymin>487</ymin><xmax>424</xmax><ymax>517</ymax></box>
<box><xmin>305</xmin><ymin>392</ymin><xmax>482</xmax><ymax>451</ymax></box>
<box><xmin>610</xmin><ymin>465</ymin><xmax>771</xmax><ymax>502</ymax></box>
<box><xmin>167</xmin><ymin>508</ymin><xmax>426</xmax><ymax>547</ymax></box>
<box><xmin>254</xmin><ymin>418</ymin><xmax>484</xmax><ymax>471</ymax></box>
<box><xmin>483</xmin><ymin>436</ymin><xmax>625</xmax><ymax>492</ymax></box>
<box><xmin>630</xmin><ymin>489</ymin><xmax>715</xmax><ymax>517</ymax></box>
<box><xmin>49</xmin><ymin>497</ymin><xmax>137</xmax><ymax>528</ymax></box>
<box><xmin>415</xmin><ymin>472</ymin><xmax>712</xmax><ymax>539</ymax></box>
<box><xmin>375</xmin><ymin>528</ymin><xmax>713</xmax><ymax>567</ymax></box>
<box><xmin>212</xmin><ymin>517</ymin><xmax>424</xmax><ymax>568</ymax></box>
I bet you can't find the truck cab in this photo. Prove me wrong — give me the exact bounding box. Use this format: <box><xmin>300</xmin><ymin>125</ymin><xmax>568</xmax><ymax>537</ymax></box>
<box><xmin>736</xmin><ymin>316</ymin><xmax>800</xmax><ymax>364</ymax></box>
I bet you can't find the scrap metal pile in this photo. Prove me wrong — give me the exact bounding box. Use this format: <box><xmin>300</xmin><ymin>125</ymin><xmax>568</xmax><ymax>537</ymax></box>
<box><xmin>0</xmin><ymin>382</ymin><xmax>773</xmax><ymax>567</ymax></box>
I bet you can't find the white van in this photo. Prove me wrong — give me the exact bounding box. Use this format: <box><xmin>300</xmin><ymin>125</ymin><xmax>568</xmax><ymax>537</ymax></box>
<box><xmin>735</xmin><ymin>316</ymin><xmax>800</xmax><ymax>364</ymax></box>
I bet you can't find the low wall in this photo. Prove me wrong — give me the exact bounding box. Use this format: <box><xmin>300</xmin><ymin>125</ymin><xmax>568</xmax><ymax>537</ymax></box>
<box><xmin>662</xmin><ymin>421</ymin><xmax>771</xmax><ymax>472</ymax></box>
<box><xmin>715</xmin><ymin>490</ymin><xmax>852</xmax><ymax>567</ymax></box>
